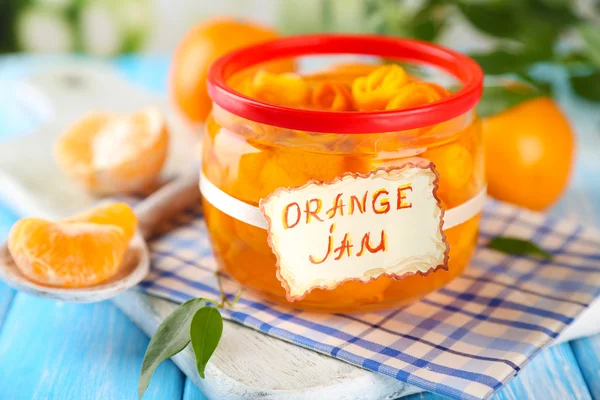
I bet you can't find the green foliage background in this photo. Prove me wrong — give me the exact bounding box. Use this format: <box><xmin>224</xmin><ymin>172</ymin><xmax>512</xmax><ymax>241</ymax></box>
<box><xmin>0</xmin><ymin>0</ymin><xmax>151</xmax><ymax>56</ymax></box>
<box><xmin>280</xmin><ymin>0</ymin><xmax>600</xmax><ymax>103</ymax></box>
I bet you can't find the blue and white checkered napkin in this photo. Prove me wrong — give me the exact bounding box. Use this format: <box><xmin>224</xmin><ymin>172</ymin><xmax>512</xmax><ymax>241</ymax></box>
<box><xmin>139</xmin><ymin>199</ymin><xmax>600</xmax><ymax>400</ymax></box>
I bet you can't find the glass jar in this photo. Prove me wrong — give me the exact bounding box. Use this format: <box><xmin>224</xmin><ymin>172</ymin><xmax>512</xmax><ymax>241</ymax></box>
<box><xmin>201</xmin><ymin>35</ymin><xmax>484</xmax><ymax>312</ymax></box>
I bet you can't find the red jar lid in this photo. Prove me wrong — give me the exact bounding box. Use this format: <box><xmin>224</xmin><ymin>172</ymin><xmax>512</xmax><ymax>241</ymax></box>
<box><xmin>207</xmin><ymin>34</ymin><xmax>483</xmax><ymax>134</ymax></box>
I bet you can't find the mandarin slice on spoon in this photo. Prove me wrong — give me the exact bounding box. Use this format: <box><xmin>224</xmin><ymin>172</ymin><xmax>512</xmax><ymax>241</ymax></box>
<box><xmin>54</xmin><ymin>107</ymin><xmax>169</xmax><ymax>195</ymax></box>
<box><xmin>7</xmin><ymin>202</ymin><xmax>137</xmax><ymax>288</ymax></box>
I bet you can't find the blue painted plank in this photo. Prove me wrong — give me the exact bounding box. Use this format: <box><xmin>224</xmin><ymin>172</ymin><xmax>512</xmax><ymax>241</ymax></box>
<box><xmin>0</xmin><ymin>207</ymin><xmax>17</xmax><ymax>330</ymax></box>
<box><xmin>571</xmin><ymin>334</ymin><xmax>600</xmax><ymax>400</ymax></box>
<box><xmin>0</xmin><ymin>282</ymin><xmax>15</xmax><ymax>331</ymax></box>
<box><xmin>0</xmin><ymin>293</ymin><xmax>185</xmax><ymax>400</ymax></box>
<box><xmin>183</xmin><ymin>378</ymin><xmax>209</xmax><ymax>400</ymax></box>
<box><xmin>403</xmin><ymin>343</ymin><xmax>592</xmax><ymax>400</ymax></box>
<box><xmin>113</xmin><ymin>55</ymin><xmax>171</xmax><ymax>94</ymax></box>
<box><xmin>403</xmin><ymin>391</ymin><xmax>445</xmax><ymax>400</ymax></box>
<box><xmin>495</xmin><ymin>343</ymin><xmax>592</xmax><ymax>400</ymax></box>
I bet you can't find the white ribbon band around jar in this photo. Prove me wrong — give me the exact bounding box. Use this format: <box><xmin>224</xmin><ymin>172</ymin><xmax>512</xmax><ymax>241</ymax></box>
<box><xmin>199</xmin><ymin>170</ymin><xmax>487</xmax><ymax>231</ymax></box>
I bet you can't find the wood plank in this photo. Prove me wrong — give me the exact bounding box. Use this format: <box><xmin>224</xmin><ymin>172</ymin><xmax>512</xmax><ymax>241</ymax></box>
<box><xmin>0</xmin><ymin>293</ymin><xmax>185</xmax><ymax>400</ymax></box>
<box><xmin>571</xmin><ymin>334</ymin><xmax>600</xmax><ymax>400</ymax></box>
<box><xmin>0</xmin><ymin>204</ymin><xmax>17</xmax><ymax>329</ymax></box>
<box><xmin>113</xmin><ymin>55</ymin><xmax>170</xmax><ymax>94</ymax></box>
<box><xmin>0</xmin><ymin>283</ymin><xmax>15</xmax><ymax>331</ymax></box>
<box><xmin>183</xmin><ymin>378</ymin><xmax>209</xmax><ymax>400</ymax></box>
<box><xmin>403</xmin><ymin>343</ymin><xmax>592</xmax><ymax>400</ymax></box>
<box><xmin>495</xmin><ymin>343</ymin><xmax>592</xmax><ymax>400</ymax></box>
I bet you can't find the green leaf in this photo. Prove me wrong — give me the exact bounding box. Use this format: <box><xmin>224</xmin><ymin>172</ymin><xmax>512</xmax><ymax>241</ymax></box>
<box><xmin>537</xmin><ymin>0</ymin><xmax>571</xmax><ymax>6</ymax></box>
<box><xmin>558</xmin><ymin>51</ymin><xmax>598</xmax><ymax>75</ymax></box>
<box><xmin>138</xmin><ymin>298</ymin><xmax>207</xmax><ymax>399</ymax></box>
<box><xmin>190</xmin><ymin>307</ymin><xmax>223</xmax><ymax>379</ymax></box>
<box><xmin>470</xmin><ymin>49</ymin><xmax>540</xmax><ymax>75</ymax></box>
<box><xmin>570</xmin><ymin>71</ymin><xmax>600</xmax><ymax>102</ymax></box>
<box><xmin>518</xmin><ymin>0</ymin><xmax>579</xmax><ymax>47</ymax></box>
<box><xmin>457</xmin><ymin>1</ymin><xmax>520</xmax><ymax>39</ymax></box>
<box><xmin>477</xmin><ymin>83</ymin><xmax>544</xmax><ymax>117</ymax></box>
<box><xmin>578</xmin><ymin>23</ymin><xmax>600</xmax><ymax>69</ymax></box>
<box><xmin>487</xmin><ymin>236</ymin><xmax>553</xmax><ymax>260</ymax></box>
<box><xmin>458</xmin><ymin>0</ymin><xmax>576</xmax><ymax>61</ymax></box>
<box><xmin>406</xmin><ymin>0</ymin><xmax>448</xmax><ymax>42</ymax></box>
<box><xmin>409</xmin><ymin>15</ymin><xmax>445</xmax><ymax>42</ymax></box>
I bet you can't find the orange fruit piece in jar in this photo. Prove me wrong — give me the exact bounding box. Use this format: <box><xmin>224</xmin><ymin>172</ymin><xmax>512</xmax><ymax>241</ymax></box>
<box><xmin>241</xmin><ymin>149</ymin><xmax>349</xmax><ymax>254</ymax></box>
<box><xmin>483</xmin><ymin>97</ymin><xmax>574</xmax><ymax>211</ymax></box>
<box><xmin>170</xmin><ymin>18</ymin><xmax>294</xmax><ymax>123</ymax></box>
<box><xmin>427</xmin><ymin>143</ymin><xmax>473</xmax><ymax>190</ymax></box>
<box><xmin>204</xmin><ymin>123</ymin><xmax>350</xmax><ymax>255</ymax></box>
<box><xmin>311</xmin><ymin>81</ymin><xmax>353</xmax><ymax>111</ymax></box>
<box><xmin>206</xmin><ymin>121</ymin><xmax>349</xmax><ymax>203</ymax></box>
<box><xmin>385</xmin><ymin>82</ymin><xmax>450</xmax><ymax>110</ymax></box>
<box><xmin>352</xmin><ymin>64</ymin><xmax>409</xmax><ymax>111</ymax></box>
<box><xmin>328</xmin><ymin>63</ymin><xmax>383</xmax><ymax>76</ymax></box>
<box><xmin>308</xmin><ymin>276</ymin><xmax>392</xmax><ymax>305</ymax></box>
<box><xmin>304</xmin><ymin>63</ymin><xmax>382</xmax><ymax>86</ymax></box>
<box><xmin>251</xmin><ymin>71</ymin><xmax>310</xmax><ymax>107</ymax></box>
<box><xmin>8</xmin><ymin>202</ymin><xmax>138</xmax><ymax>288</ymax></box>
<box><xmin>423</xmin><ymin>142</ymin><xmax>474</xmax><ymax>208</ymax></box>
<box><xmin>54</xmin><ymin>107</ymin><xmax>168</xmax><ymax>195</ymax></box>
<box><xmin>238</xmin><ymin>147</ymin><xmax>348</xmax><ymax>203</ymax></box>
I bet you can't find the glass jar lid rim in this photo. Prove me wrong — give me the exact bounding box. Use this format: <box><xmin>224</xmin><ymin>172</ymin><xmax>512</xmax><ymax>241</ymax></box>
<box><xmin>207</xmin><ymin>34</ymin><xmax>483</xmax><ymax>134</ymax></box>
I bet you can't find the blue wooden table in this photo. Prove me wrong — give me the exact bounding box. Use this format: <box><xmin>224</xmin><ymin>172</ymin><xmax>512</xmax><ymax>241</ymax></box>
<box><xmin>0</xmin><ymin>56</ymin><xmax>598</xmax><ymax>400</ymax></box>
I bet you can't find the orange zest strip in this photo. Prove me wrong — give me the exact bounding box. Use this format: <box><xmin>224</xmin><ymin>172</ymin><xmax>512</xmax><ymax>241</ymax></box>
<box><xmin>311</xmin><ymin>82</ymin><xmax>354</xmax><ymax>111</ymax></box>
<box><xmin>352</xmin><ymin>65</ymin><xmax>409</xmax><ymax>111</ymax></box>
<box><xmin>385</xmin><ymin>82</ymin><xmax>450</xmax><ymax>110</ymax></box>
<box><xmin>251</xmin><ymin>71</ymin><xmax>310</xmax><ymax>107</ymax></box>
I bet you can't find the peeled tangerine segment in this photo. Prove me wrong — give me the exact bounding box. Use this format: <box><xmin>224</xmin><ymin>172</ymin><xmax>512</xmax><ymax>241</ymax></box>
<box><xmin>214</xmin><ymin>138</ymin><xmax>348</xmax><ymax>204</ymax></box>
<box><xmin>236</xmin><ymin>148</ymin><xmax>348</xmax><ymax>253</ymax></box>
<box><xmin>423</xmin><ymin>143</ymin><xmax>474</xmax><ymax>208</ymax></box>
<box><xmin>426</xmin><ymin>143</ymin><xmax>473</xmax><ymax>189</ymax></box>
<box><xmin>54</xmin><ymin>107</ymin><xmax>168</xmax><ymax>195</ymax></box>
<box><xmin>209</xmin><ymin>130</ymin><xmax>350</xmax><ymax>255</ymax></box>
<box><xmin>7</xmin><ymin>202</ymin><xmax>137</xmax><ymax>288</ymax></box>
<box><xmin>65</xmin><ymin>202</ymin><xmax>138</xmax><ymax>241</ymax></box>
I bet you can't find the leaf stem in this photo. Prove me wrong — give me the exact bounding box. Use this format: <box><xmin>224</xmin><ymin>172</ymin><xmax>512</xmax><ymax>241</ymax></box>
<box><xmin>214</xmin><ymin>271</ymin><xmax>243</xmax><ymax>309</ymax></box>
<box><xmin>215</xmin><ymin>271</ymin><xmax>227</xmax><ymax>307</ymax></box>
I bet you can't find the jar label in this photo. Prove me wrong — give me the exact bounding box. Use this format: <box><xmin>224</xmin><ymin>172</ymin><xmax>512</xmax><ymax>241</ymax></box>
<box><xmin>259</xmin><ymin>160</ymin><xmax>449</xmax><ymax>301</ymax></box>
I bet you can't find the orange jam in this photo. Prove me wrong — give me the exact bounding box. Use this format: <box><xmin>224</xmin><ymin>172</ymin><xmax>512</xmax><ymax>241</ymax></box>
<box><xmin>202</xmin><ymin>35</ymin><xmax>484</xmax><ymax>312</ymax></box>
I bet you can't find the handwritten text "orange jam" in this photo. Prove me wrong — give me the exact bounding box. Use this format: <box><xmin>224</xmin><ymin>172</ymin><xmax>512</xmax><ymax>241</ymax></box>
<box><xmin>280</xmin><ymin>184</ymin><xmax>413</xmax><ymax>263</ymax></box>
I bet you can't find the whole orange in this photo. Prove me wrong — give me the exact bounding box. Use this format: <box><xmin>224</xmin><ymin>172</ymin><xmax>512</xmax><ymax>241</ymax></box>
<box><xmin>483</xmin><ymin>97</ymin><xmax>575</xmax><ymax>211</ymax></box>
<box><xmin>170</xmin><ymin>18</ymin><xmax>292</xmax><ymax>124</ymax></box>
